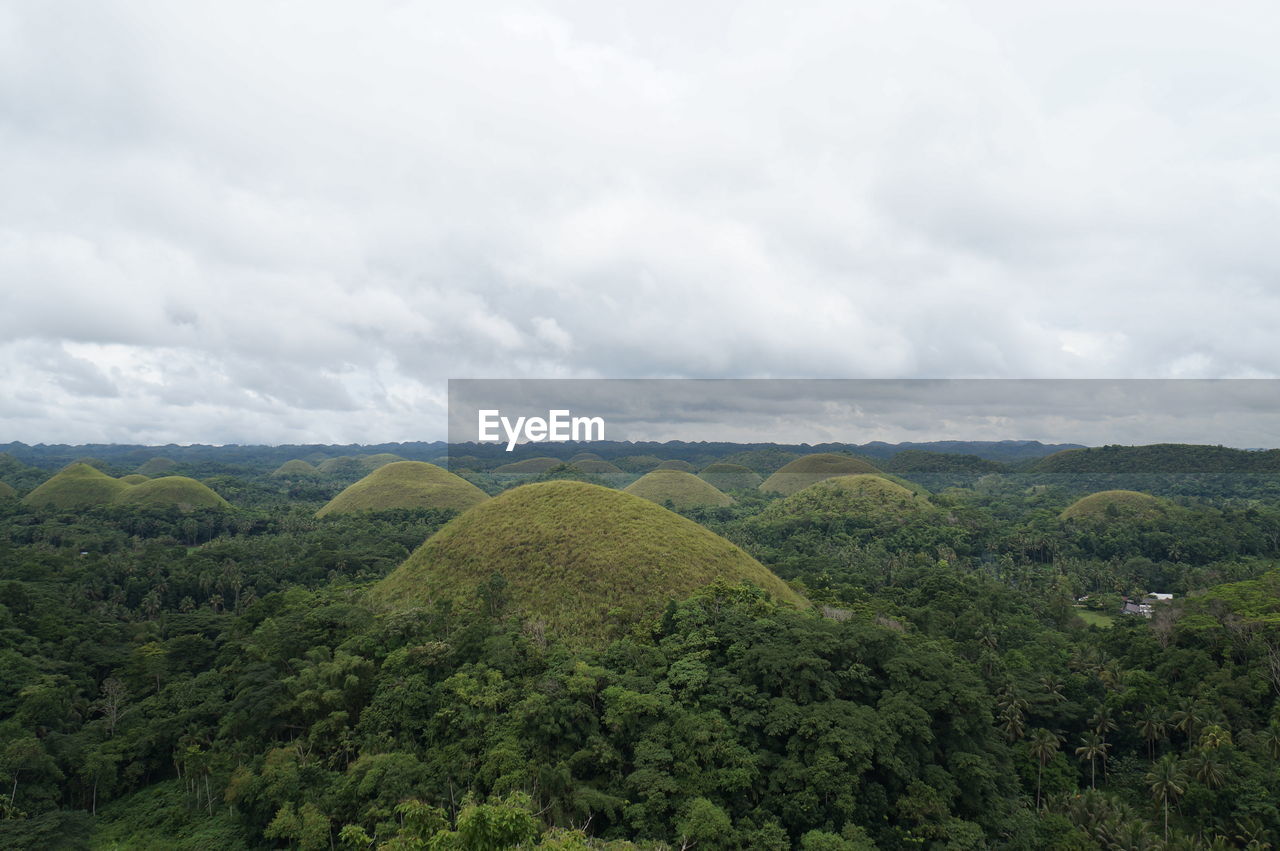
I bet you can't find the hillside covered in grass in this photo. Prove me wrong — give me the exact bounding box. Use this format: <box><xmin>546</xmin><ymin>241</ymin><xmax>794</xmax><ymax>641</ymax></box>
<box><xmin>317</xmin><ymin>461</ymin><xmax>489</xmax><ymax>517</ymax></box>
<box><xmin>372</xmin><ymin>480</ymin><xmax>804</xmax><ymax>640</ymax></box>
<box><xmin>115</xmin><ymin>476</ymin><xmax>231</xmax><ymax>511</ymax></box>
<box><xmin>623</xmin><ymin>470</ymin><xmax>734</xmax><ymax>509</ymax></box>
<box><xmin>1059</xmin><ymin>489</ymin><xmax>1174</xmax><ymax>522</ymax></box>
<box><xmin>759</xmin><ymin>453</ymin><xmax>881</xmax><ymax>494</ymax></box>
<box><xmin>22</xmin><ymin>462</ymin><xmax>130</xmax><ymax>509</ymax></box>
<box><xmin>698</xmin><ymin>462</ymin><xmax>764</xmax><ymax>491</ymax></box>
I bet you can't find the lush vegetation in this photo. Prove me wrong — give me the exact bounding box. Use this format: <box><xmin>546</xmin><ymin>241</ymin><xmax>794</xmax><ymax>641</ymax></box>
<box><xmin>623</xmin><ymin>471</ymin><xmax>734</xmax><ymax>509</ymax></box>
<box><xmin>1</xmin><ymin>442</ymin><xmax>1280</xmax><ymax>848</ymax></box>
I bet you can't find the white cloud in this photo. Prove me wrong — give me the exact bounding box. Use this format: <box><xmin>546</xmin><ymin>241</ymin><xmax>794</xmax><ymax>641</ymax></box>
<box><xmin>2</xmin><ymin>0</ymin><xmax>1279</xmax><ymax>443</ymax></box>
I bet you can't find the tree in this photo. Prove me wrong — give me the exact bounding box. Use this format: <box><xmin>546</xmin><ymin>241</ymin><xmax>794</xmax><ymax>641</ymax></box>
<box><xmin>1145</xmin><ymin>755</ymin><xmax>1185</xmax><ymax>843</ymax></box>
<box><xmin>1075</xmin><ymin>732</ymin><xmax>1109</xmax><ymax>789</ymax></box>
<box><xmin>1170</xmin><ymin>699</ymin><xmax>1206</xmax><ymax>745</ymax></box>
<box><xmin>677</xmin><ymin>797</ymin><xmax>732</xmax><ymax>850</ymax></box>
<box><xmin>1136</xmin><ymin>709</ymin><xmax>1166</xmax><ymax>762</ymax></box>
<box><xmin>1028</xmin><ymin>728</ymin><xmax>1062</xmax><ymax>808</ymax></box>
<box><xmin>94</xmin><ymin>677</ymin><xmax>128</xmax><ymax>737</ymax></box>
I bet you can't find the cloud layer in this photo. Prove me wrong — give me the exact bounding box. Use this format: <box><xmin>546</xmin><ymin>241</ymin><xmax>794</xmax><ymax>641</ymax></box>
<box><xmin>3</xmin><ymin>1</ymin><xmax>1280</xmax><ymax>443</ymax></box>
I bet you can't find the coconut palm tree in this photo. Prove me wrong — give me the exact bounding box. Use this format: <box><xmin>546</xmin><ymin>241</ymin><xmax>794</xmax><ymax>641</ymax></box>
<box><xmin>1076</xmin><ymin>732</ymin><xmax>1109</xmax><ymax>789</ymax></box>
<box><xmin>1028</xmin><ymin>728</ymin><xmax>1062</xmax><ymax>808</ymax></box>
<box><xmin>1146</xmin><ymin>755</ymin><xmax>1186</xmax><ymax>843</ymax></box>
<box><xmin>1136</xmin><ymin>709</ymin><xmax>1166</xmax><ymax>762</ymax></box>
<box><xmin>1187</xmin><ymin>751</ymin><xmax>1228</xmax><ymax>789</ymax></box>
<box><xmin>1170</xmin><ymin>699</ymin><xmax>1205</xmax><ymax>745</ymax></box>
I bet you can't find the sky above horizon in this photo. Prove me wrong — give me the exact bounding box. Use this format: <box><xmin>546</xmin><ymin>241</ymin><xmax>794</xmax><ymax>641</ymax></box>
<box><xmin>3</xmin><ymin>2</ymin><xmax>1280</xmax><ymax>445</ymax></box>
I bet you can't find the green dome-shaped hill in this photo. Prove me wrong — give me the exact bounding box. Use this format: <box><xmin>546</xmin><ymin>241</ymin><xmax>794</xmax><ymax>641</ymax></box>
<box><xmin>23</xmin><ymin>463</ymin><xmax>129</xmax><ymax>510</ymax></box>
<box><xmin>119</xmin><ymin>474</ymin><xmax>150</xmax><ymax>485</ymax></box>
<box><xmin>698</xmin><ymin>463</ymin><xmax>764</xmax><ymax>491</ymax></box>
<box><xmin>760</xmin><ymin>453</ymin><xmax>880</xmax><ymax>495</ymax></box>
<box><xmin>765</xmin><ymin>474</ymin><xmax>929</xmax><ymax>523</ymax></box>
<box><xmin>115</xmin><ymin>476</ymin><xmax>230</xmax><ymax>511</ymax></box>
<box><xmin>135</xmin><ymin>457</ymin><xmax>177</xmax><ymax>476</ymax></box>
<box><xmin>317</xmin><ymin>461</ymin><xmax>489</xmax><ymax>517</ymax></box>
<box><xmin>371</xmin><ymin>481</ymin><xmax>805</xmax><ymax>641</ymax></box>
<box><xmin>624</xmin><ymin>470</ymin><xmax>733</xmax><ymax>509</ymax></box>
<box><xmin>272</xmin><ymin>459</ymin><xmax>320</xmax><ymax>477</ymax></box>
<box><xmin>655</xmin><ymin>459</ymin><xmax>696</xmax><ymax>472</ymax></box>
<box><xmin>492</xmin><ymin>457</ymin><xmax>564</xmax><ymax>474</ymax></box>
<box><xmin>569</xmin><ymin>459</ymin><xmax>625</xmax><ymax>475</ymax></box>
<box><xmin>1059</xmin><ymin>490</ymin><xmax>1172</xmax><ymax>522</ymax></box>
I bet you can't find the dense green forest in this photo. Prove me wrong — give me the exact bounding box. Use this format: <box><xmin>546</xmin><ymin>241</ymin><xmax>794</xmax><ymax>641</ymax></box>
<box><xmin>2</xmin><ymin>444</ymin><xmax>1280</xmax><ymax>849</ymax></box>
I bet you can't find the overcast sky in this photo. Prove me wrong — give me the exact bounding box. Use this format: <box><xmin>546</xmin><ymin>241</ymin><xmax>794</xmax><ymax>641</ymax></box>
<box><xmin>3</xmin><ymin>2</ymin><xmax>1279</xmax><ymax>445</ymax></box>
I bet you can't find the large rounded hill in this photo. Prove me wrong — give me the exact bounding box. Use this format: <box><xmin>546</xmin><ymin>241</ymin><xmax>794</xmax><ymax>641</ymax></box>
<box><xmin>698</xmin><ymin>463</ymin><xmax>763</xmax><ymax>491</ymax></box>
<box><xmin>272</xmin><ymin>459</ymin><xmax>319</xmax><ymax>477</ymax></box>
<box><xmin>371</xmin><ymin>481</ymin><xmax>805</xmax><ymax>641</ymax></box>
<box><xmin>763</xmin><ymin>474</ymin><xmax>932</xmax><ymax>524</ymax></box>
<box><xmin>135</xmin><ymin>457</ymin><xmax>178</xmax><ymax>477</ymax></box>
<box><xmin>624</xmin><ymin>470</ymin><xmax>733</xmax><ymax>509</ymax></box>
<box><xmin>0</xmin><ymin>481</ymin><xmax>16</xmax><ymax>499</ymax></box>
<box><xmin>760</xmin><ymin>453</ymin><xmax>881</xmax><ymax>495</ymax></box>
<box><xmin>1059</xmin><ymin>490</ymin><xmax>1173</xmax><ymax>522</ymax></box>
<box><xmin>317</xmin><ymin>461</ymin><xmax>489</xmax><ymax>517</ymax></box>
<box><xmin>492</xmin><ymin>457</ymin><xmax>563</xmax><ymax>475</ymax></box>
<box><xmin>23</xmin><ymin>463</ymin><xmax>130</xmax><ymax>509</ymax></box>
<box><xmin>116</xmin><ymin>477</ymin><xmax>230</xmax><ymax>511</ymax></box>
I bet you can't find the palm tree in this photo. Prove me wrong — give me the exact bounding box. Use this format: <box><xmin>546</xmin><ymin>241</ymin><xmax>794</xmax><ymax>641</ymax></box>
<box><xmin>1187</xmin><ymin>752</ymin><xmax>1227</xmax><ymax>789</ymax></box>
<box><xmin>1076</xmin><ymin>732</ymin><xmax>1109</xmax><ymax>789</ymax></box>
<box><xmin>1100</xmin><ymin>660</ymin><xmax>1127</xmax><ymax>692</ymax></box>
<box><xmin>1137</xmin><ymin>709</ymin><xmax>1166</xmax><ymax>762</ymax></box>
<box><xmin>1090</xmin><ymin>706</ymin><xmax>1118</xmax><ymax>739</ymax></box>
<box><xmin>1146</xmin><ymin>755</ymin><xmax>1186</xmax><ymax>843</ymax></box>
<box><xmin>1261</xmin><ymin>723</ymin><xmax>1280</xmax><ymax>761</ymax></box>
<box><xmin>1039</xmin><ymin>674</ymin><xmax>1066</xmax><ymax>704</ymax></box>
<box><xmin>1028</xmin><ymin>728</ymin><xmax>1062</xmax><ymax>808</ymax></box>
<box><xmin>1198</xmin><ymin>723</ymin><xmax>1232</xmax><ymax>751</ymax></box>
<box><xmin>1170</xmin><ymin>699</ymin><xmax>1205</xmax><ymax>744</ymax></box>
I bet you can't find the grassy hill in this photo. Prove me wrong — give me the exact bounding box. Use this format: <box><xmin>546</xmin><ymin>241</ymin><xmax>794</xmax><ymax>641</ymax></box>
<box><xmin>119</xmin><ymin>474</ymin><xmax>150</xmax><ymax>485</ymax></box>
<box><xmin>764</xmin><ymin>474</ymin><xmax>931</xmax><ymax>523</ymax></box>
<box><xmin>316</xmin><ymin>461</ymin><xmax>489</xmax><ymax>517</ymax></box>
<box><xmin>135</xmin><ymin>457</ymin><xmax>177</xmax><ymax>476</ymax></box>
<box><xmin>624</xmin><ymin>470</ymin><xmax>734</xmax><ymax>509</ymax></box>
<box><xmin>570</xmin><ymin>452</ymin><xmax>603</xmax><ymax>463</ymax></box>
<box><xmin>0</xmin><ymin>481</ymin><xmax>16</xmax><ymax>499</ymax></box>
<box><xmin>1059</xmin><ymin>489</ymin><xmax>1173</xmax><ymax>522</ymax></box>
<box><xmin>272</xmin><ymin>459</ymin><xmax>320</xmax><ymax>477</ymax></box>
<box><xmin>23</xmin><ymin>463</ymin><xmax>130</xmax><ymax>509</ymax></box>
<box><xmin>655</xmin><ymin>459</ymin><xmax>696</xmax><ymax>472</ymax></box>
<box><xmin>492</xmin><ymin>457</ymin><xmax>564</xmax><ymax>474</ymax></box>
<box><xmin>116</xmin><ymin>477</ymin><xmax>231</xmax><ymax>511</ymax></box>
<box><xmin>569</xmin><ymin>459</ymin><xmax>625</xmax><ymax>475</ymax></box>
<box><xmin>370</xmin><ymin>481</ymin><xmax>805</xmax><ymax>641</ymax></box>
<box><xmin>760</xmin><ymin>453</ymin><xmax>880</xmax><ymax>495</ymax></box>
<box><xmin>613</xmin><ymin>455</ymin><xmax>664</xmax><ymax>473</ymax></box>
<box><xmin>698</xmin><ymin>463</ymin><xmax>764</xmax><ymax>491</ymax></box>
